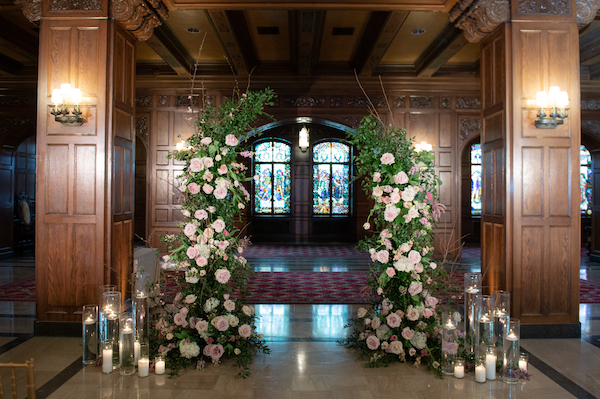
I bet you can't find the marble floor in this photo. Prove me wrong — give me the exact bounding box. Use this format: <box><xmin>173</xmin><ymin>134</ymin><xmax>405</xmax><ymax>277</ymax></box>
<box><xmin>1</xmin><ymin>249</ymin><xmax>600</xmax><ymax>399</ymax></box>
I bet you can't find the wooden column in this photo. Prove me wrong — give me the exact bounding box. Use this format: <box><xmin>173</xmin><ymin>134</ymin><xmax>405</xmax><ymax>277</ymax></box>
<box><xmin>480</xmin><ymin>0</ymin><xmax>581</xmax><ymax>337</ymax></box>
<box><xmin>35</xmin><ymin>2</ymin><xmax>136</xmax><ymax>331</ymax></box>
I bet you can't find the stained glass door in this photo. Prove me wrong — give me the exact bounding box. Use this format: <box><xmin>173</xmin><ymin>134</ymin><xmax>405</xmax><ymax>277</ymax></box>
<box><xmin>253</xmin><ymin>141</ymin><xmax>292</xmax><ymax>214</ymax></box>
<box><xmin>312</xmin><ymin>142</ymin><xmax>350</xmax><ymax>215</ymax></box>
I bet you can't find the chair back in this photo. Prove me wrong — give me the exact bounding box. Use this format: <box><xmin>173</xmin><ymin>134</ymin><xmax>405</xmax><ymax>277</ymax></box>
<box><xmin>0</xmin><ymin>358</ymin><xmax>36</xmax><ymax>399</ymax></box>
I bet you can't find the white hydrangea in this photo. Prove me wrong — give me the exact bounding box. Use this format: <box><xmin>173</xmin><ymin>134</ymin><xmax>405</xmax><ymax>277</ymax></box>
<box><xmin>410</xmin><ymin>331</ymin><xmax>427</xmax><ymax>349</ymax></box>
<box><xmin>179</xmin><ymin>341</ymin><xmax>200</xmax><ymax>359</ymax></box>
<box><xmin>393</xmin><ymin>256</ymin><xmax>414</xmax><ymax>273</ymax></box>
<box><xmin>185</xmin><ymin>268</ymin><xmax>199</xmax><ymax>284</ymax></box>
<box><xmin>225</xmin><ymin>314</ymin><xmax>239</xmax><ymax>327</ymax></box>
<box><xmin>376</xmin><ymin>324</ymin><xmax>390</xmax><ymax>340</ymax></box>
<box><xmin>203</xmin><ymin>297</ymin><xmax>219</xmax><ymax>312</ymax></box>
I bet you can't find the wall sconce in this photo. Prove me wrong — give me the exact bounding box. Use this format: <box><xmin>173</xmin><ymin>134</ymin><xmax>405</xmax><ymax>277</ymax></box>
<box><xmin>535</xmin><ymin>86</ymin><xmax>568</xmax><ymax>129</ymax></box>
<box><xmin>176</xmin><ymin>140</ymin><xmax>191</xmax><ymax>151</ymax></box>
<box><xmin>414</xmin><ymin>141</ymin><xmax>432</xmax><ymax>152</ymax></box>
<box><xmin>299</xmin><ymin>126</ymin><xmax>309</xmax><ymax>152</ymax></box>
<box><xmin>51</xmin><ymin>84</ymin><xmax>84</xmax><ymax>126</ymax></box>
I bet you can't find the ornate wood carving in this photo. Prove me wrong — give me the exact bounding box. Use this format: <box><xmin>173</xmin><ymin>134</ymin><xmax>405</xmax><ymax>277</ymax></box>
<box><xmin>441</xmin><ymin>97</ymin><xmax>451</xmax><ymax>109</ymax></box>
<box><xmin>330</xmin><ymin>96</ymin><xmax>343</xmax><ymax>108</ymax></box>
<box><xmin>110</xmin><ymin>0</ymin><xmax>168</xmax><ymax>41</ymax></box>
<box><xmin>338</xmin><ymin>116</ymin><xmax>363</xmax><ymax>128</ymax></box>
<box><xmin>135</xmin><ymin>116</ymin><xmax>149</xmax><ymax>148</ymax></box>
<box><xmin>518</xmin><ymin>0</ymin><xmax>570</xmax><ymax>14</ymax></box>
<box><xmin>460</xmin><ymin>118</ymin><xmax>481</xmax><ymax>141</ymax></box>
<box><xmin>284</xmin><ymin>96</ymin><xmax>326</xmax><ymax>108</ymax></box>
<box><xmin>135</xmin><ymin>95</ymin><xmax>153</xmax><ymax>107</ymax></box>
<box><xmin>582</xmin><ymin>120</ymin><xmax>600</xmax><ymax>139</ymax></box>
<box><xmin>158</xmin><ymin>95</ymin><xmax>169</xmax><ymax>107</ymax></box>
<box><xmin>49</xmin><ymin>0</ymin><xmax>101</xmax><ymax>11</ymax></box>
<box><xmin>581</xmin><ymin>99</ymin><xmax>600</xmax><ymax>110</ymax></box>
<box><xmin>393</xmin><ymin>96</ymin><xmax>405</xmax><ymax>108</ymax></box>
<box><xmin>449</xmin><ymin>0</ymin><xmax>510</xmax><ymax>43</ymax></box>
<box><xmin>456</xmin><ymin>97</ymin><xmax>481</xmax><ymax>109</ymax></box>
<box><xmin>410</xmin><ymin>97</ymin><xmax>433</xmax><ymax>108</ymax></box>
<box><xmin>347</xmin><ymin>96</ymin><xmax>387</xmax><ymax>108</ymax></box>
<box><xmin>175</xmin><ymin>96</ymin><xmax>198</xmax><ymax>107</ymax></box>
<box><xmin>15</xmin><ymin>0</ymin><xmax>42</xmax><ymax>23</ymax></box>
<box><xmin>577</xmin><ymin>0</ymin><xmax>600</xmax><ymax>28</ymax></box>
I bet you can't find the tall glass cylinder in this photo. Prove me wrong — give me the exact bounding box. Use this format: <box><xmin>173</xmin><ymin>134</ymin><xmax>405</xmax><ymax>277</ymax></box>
<box><xmin>101</xmin><ymin>290</ymin><xmax>121</xmax><ymax>369</ymax></box>
<box><xmin>492</xmin><ymin>290</ymin><xmax>510</xmax><ymax>357</ymax></box>
<box><xmin>133</xmin><ymin>272</ymin><xmax>150</xmax><ymax>345</ymax></box>
<box><xmin>441</xmin><ymin>311</ymin><xmax>460</xmax><ymax>375</ymax></box>
<box><xmin>82</xmin><ymin>305</ymin><xmax>98</xmax><ymax>364</ymax></box>
<box><xmin>464</xmin><ymin>272</ymin><xmax>482</xmax><ymax>354</ymax></box>
<box><xmin>119</xmin><ymin>312</ymin><xmax>135</xmax><ymax>375</ymax></box>
<box><xmin>502</xmin><ymin>319</ymin><xmax>520</xmax><ymax>384</ymax></box>
<box><xmin>98</xmin><ymin>285</ymin><xmax>117</xmax><ymax>344</ymax></box>
<box><xmin>475</xmin><ymin>295</ymin><xmax>494</xmax><ymax>358</ymax></box>
<box><xmin>138</xmin><ymin>342</ymin><xmax>149</xmax><ymax>377</ymax></box>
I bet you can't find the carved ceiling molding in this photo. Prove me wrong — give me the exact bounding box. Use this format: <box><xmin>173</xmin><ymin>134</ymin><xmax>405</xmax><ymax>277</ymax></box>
<box><xmin>460</xmin><ymin>118</ymin><xmax>482</xmax><ymax>142</ymax></box>
<box><xmin>582</xmin><ymin>120</ymin><xmax>600</xmax><ymax>139</ymax></box>
<box><xmin>49</xmin><ymin>0</ymin><xmax>101</xmax><ymax>11</ymax></box>
<box><xmin>15</xmin><ymin>0</ymin><xmax>42</xmax><ymax>23</ymax></box>
<box><xmin>449</xmin><ymin>0</ymin><xmax>510</xmax><ymax>43</ymax></box>
<box><xmin>577</xmin><ymin>0</ymin><xmax>600</xmax><ymax>28</ymax></box>
<box><xmin>518</xmin><ymin>0</ymin><xmax>570</xmax><ymax>15</ymax></box>
<box><xmin>110</xmin><ymin>0</ymin><xmax>168</xmax><ymax>41</ymax></box>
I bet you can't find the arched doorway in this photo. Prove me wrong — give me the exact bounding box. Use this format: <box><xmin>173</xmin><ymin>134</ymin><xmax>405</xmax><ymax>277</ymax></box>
<box><xmin>247</xmin><ymin>118</ymin><xmax>357</xmax><ymax>244</ymax></box>
<box><xmin>460</xmin><ymin>135</ymin><xmax>481</xmax><ymax>257</ymax></box>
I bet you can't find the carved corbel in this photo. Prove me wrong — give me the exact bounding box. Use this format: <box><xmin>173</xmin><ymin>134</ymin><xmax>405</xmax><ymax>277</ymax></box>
<box><xmin>577</xmin><ymin>0</ymin><xmax>600</xmax><ymax>29</ymax></box>
<box><xmin>15</xmin><ymin>0</ymin><xmax>42</xmax><ymax>23</ymax></box>
<box><xmin>449</xmin><ymin>0</ymin><xmax>510</xmax><ymax>43</ymax></box>
<box><xmin>110</xmin><ymin>0</ymin><xmax>168</xmax><ymax>41</ymax></box>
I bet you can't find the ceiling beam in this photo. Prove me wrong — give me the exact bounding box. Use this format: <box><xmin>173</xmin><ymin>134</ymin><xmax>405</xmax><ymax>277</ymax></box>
<box><xmin>0</xmin><ymin>52</ymin><xmax>23</xmax><ymax>75</ymax></box>
<box><xmin>0</xmin><ymin>17</ymin><xmax>38</xmax><ymax>62</ymax></box>
<box><xmin>352</xmin><ymin>11</ymin><xmax>410</xmax><ymax>77</ymax></box>
<box><xmin>581</xmin><ymin>27</ymin><xmax>600</xmax><ymax>66</ymax></box>
<box><xmin>165</xmin><ymin>1</ymin><xmax>448</xmax><ymax>12</ymax></box>
<box><xmin>289</xmin><ymin>10</ymin><xmax>326</xmax><ymax>76</ymax></box>
<box><xmin>145</xmin><ymin>22</ymin><xmax>196</xmax><ymax>76</ymax></box>
<box><xmin>414</xmin><ymin>23</ymin><xmax>467</xmax><ymax>78</ymax></box>
<box><xmin>205</xmin><ymin>10</ymin><xmax>258</xmax><ymax>76</ymax></box>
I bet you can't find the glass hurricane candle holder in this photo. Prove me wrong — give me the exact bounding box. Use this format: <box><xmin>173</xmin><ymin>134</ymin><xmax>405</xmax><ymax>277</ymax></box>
<box><xmin>133</xmin><ymin>272</ymin><xmax>150</xmax><ymax>345</ymax></box>
<box><xmin>441</xmin><ymin>311</ymin><xmax>460</xmax><ymax>375</ymax></box>
<box><xmin>502</xmin><ymin>319</ymin><xmax>520</xmax><ymax>384</ymax></box>
<box><xmin>475</xmin><ymin>356</ymin><xmax>486</xmax><ymax>383</ymax></box>
<box><xmin>119</xmin><ymin>312</ymin><xmax>135</xmax><ymax>375</ymax></box>
<box><xmin>155</xmin><ymin>355</ymin><xmax>166</xmax><ymax>375</ymax></box>
<box><xmin>82</xmin><ymin>305</ymin><xmax>98</xmax><ymax>365</ymax></box>
<box><xmin>454</xmin><ymin>357</ymin><xmax>465</xmax><ymax>379</ymax></box>
<box><xmin>98</xmin><ymin>285</ymin><xmax>116</xmax><ymax>344</ymax></box>
<box><xmin>519</xmin><ymin>352</ymin><xmax>529</xmax><ymax>372</ymax></box>
<box><xmin>475</xmin><ymin>295</ymin><xmax>494</xmax><ymax>358</ymax></box>
<box><xmin>138</xmin><ymin>342</ymin><xmax>149</xmax><ymax>377</ymax></box>
<box><xmin>464</xmin><ymin>272</ymin><xmax>482</xmax><ymax>354</ymax></box>
<box><xmin>101</xmin><ymin>341</ymin><xmax>113</xmax><ymax>374</ymax></box>
<box><xmin>485</xmin><ymin>345</ymin><xmax>497</xmax><ymax>380</ymax></box>
<box><xmin>492</xmin><ymin>290</ymin><xmax>510</xmax><ymax>357</ymax></box>
<box><xmin>102</xmin><ymin>290</ymin><xmax>121</xmax><ymax>369</ymax></box>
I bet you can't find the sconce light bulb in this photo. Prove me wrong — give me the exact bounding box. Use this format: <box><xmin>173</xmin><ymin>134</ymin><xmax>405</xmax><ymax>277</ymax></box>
<box><xmin>299</xmin><ymin>126</ymin><xmax>310</xmax><ymax>150</ymax></box>
<box><xmin>71</xmin><ymin>88</ymin><xmax>83</xmax><ymax>105</ymax></box>
<box><xmin>536</xmin><ymin>91</ymin><xmax>547</xmax><ymax>108</ymax></box>
<box><xmin>51</xmin><ymin>89</ymin><xmax>63</xmax><ymax>105</ymax></box>
<box><xmin>60</xmin><ymin>83</ymin><xmax>71</xmax><ymax>94</ymax></box>
<box><xmin>557</xmin><ymin>91</ymin><xmax>569</xmax><ymax>107</ymax></box>
<box><xmin>548</xmin><ymin>86</ymin><xmax>560</xmax><ymax>107</ymax></box>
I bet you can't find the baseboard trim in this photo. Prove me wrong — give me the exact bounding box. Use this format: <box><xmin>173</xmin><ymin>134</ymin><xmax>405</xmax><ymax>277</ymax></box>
<box><xmin>521</xmin><ymin>322</ymin><xmax>581</xmax><ymax>339</ymax></box>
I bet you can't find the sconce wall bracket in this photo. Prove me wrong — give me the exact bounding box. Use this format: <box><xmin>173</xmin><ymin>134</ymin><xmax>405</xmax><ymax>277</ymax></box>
<box><xmin>51</xmin><ymin>105</ymin><xmax>84</xmax><ymax>126</ymax></box>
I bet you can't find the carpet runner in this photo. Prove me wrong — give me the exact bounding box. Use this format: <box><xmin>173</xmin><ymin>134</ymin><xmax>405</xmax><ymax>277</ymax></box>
<box><xmin>241</xmin><ymin>245</ymin><xmax>369</xmax><ymax>258</ymax></box>
<box><xmin>2</xmin><ymin>274</ymin><xmax>600</xmax><ymax>304</ymax></box>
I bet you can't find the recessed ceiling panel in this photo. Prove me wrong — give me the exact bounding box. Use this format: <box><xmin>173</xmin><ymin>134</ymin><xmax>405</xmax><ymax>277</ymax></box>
<box><xmin>164</xmin><ymin>10</ymin><xmax>226</xmax><ymax>63</ymax></box>
<box><xmin>381</xmin><ymin>11</ymin><xmax>449</xmax><ymax>64</ymax></box>
<box><xmin>447</xmin><ymin>42</ymin><xmax>480</xmax><ymax>64</ymax></box>
<box><xmin>136</xmin><ymin>41</ymin><xmax>164</xmax><ymax>62</ymax></box>
<box><xmin>319</xmin><ymin>10</ymin><xmax>370</xmax><ymax>62</ymax></box>
<box><xmin>245</xmin><ymin>10</ymin><xmax>289</xmax><ymax>61</ymax></box>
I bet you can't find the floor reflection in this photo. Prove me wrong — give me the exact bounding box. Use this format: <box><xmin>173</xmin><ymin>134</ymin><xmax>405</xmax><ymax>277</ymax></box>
<box><xmin>311</xmin><ymin>305</ymin><xmax>351</xmax><ymax>338</ymax></box>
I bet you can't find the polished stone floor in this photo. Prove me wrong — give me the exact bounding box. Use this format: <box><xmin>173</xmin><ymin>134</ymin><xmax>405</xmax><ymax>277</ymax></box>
<box><xmin>1</xmin><ymin>248</ymin><xmax>600</xmax><ymax>398</ymax></box>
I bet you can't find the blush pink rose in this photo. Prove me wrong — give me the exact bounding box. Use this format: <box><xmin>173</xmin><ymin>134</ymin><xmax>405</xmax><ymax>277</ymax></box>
<box><xmin>394</xmin><ymin>171</ymin><xmax>409</xmax><ymax>184</ymax></box>
<box><xmin>238</xmin><ymin>324</ymin><xmax>252</xmax><ymax>338</ymax></box>
<box><xmin>186</xmin><ymin>246</ymin><xmax>199</xmax><ymax>259</ymax></box>
<box><xmin>376</xmin><ymin>250</ymin><xmax>389</xmax><ymax>264</ymax></box>
<box><xmin>203</xmin><ymin>344</ymin><xmax>214</xmax><ymax>357</ymax></box>
<box><xmin>380</xmin><ymin>153</ymin><xmax>395</xmax><ymax>165</ymax></box>
<box><xmin>213</xmin><ymin>186</ymin><xmax>227</xmax><ymax>199</ymax></box>
<box><xmin>215</xmin><ymin>268</ymin><xmax>231</xmax><ymax>284</ymax></box>
<box><xmin>386</xmin><ymin>313</ymin><xmax>401</xmax><ymax>328</ymax></box>
<box><xmin>225</xmin><ymin>134</ymin><xmax>239</xmax><ymax>146</ymax></box>
<box><xmin>407</xmin><ymin>250</ymin><xmax>421</xmax><ymax>264</ymax></box>
<box><xmin>401</xmin><ymin>327</ymin><xmax>414</xmax><ymax>340</ymax></box>
<box><xmin>174</xmin><ymin>313</ymin><xmax>188</xmax><ymax>328</ymax></box>
<box><xmin>373</xmin><ymin>186</ymin><xmax>384</xmax><ymax>197</ymax></box>
<box><xmin>422</xmin><ymin>308</ymin><xmax>433</xmax><ymax>318</ymax></box>
<box><xmin>189</xmin><ymin>158</ymin><xmax>203</xmax><ymax>172</ymax></box>
<box><xmin>195</xmin><ymin>209</ymin><xmax>208</xmax><ymax>220</ymax></box>
<box><xmin>218</xmin><ymin>164</ymin><xmax>228</xmax><ymax>175</ymax></box>
<box><xmin>184</xmin><ymin>223</ymin><xmax>196</xmax><ymax>237</ymax></box>
<box><xmin>414</xmin><ymin>264</ymin><xmax>424</xmax><ymax>273</ymax></box>
<box><xmin>195</xmin><ymin>320</ymin><xmax>208</xmax><ymax>333</ymax></box>
<box><xmin>389</xmin><ymin>340</ymin><xmax>403</xmax><ymax>355</ymax></box>
<box><xmin>390</xmin><ymin>192</ymin><xmax>401</xmax><ymax>203</ymax></box>
<box><xmin>400</xmin><ymin>243</ymin><xmax>411</xmax><ymax>253</ymax></box>
<box><xmin>211</xmin><ymin>219</ymin><xmax>226</xmax><ymax>233</ymax></box>
<box><xmin>195</xmin><ymin>256</ymin><xmax>207</xmax><ymax>267</ymax></box>
<box><xmin>202</xmin><ymin>184</ymin><xmax>214</xmax><ymax>194</ymax></box>
<box><xmin>406</xmin><ymin>307</ymin><xmax>420</xmax><ymax>321</ymax></box>
<box><xmin>384</xmin><ymin>207</ymin><xmax>400</xmax><ymax>222</ymax></box>
<box><xmin>371</xmin><ymin>317</ymin><xmax>381</xmax><ymax>329</ymax></box>
<box><xmin>202</xmin><ymin>157</ymin><xmax>214</xmax><ymax>168</ymax></box>
<box><xmin>366</xmin><ymin>335</ymin><xmax>380</xmax><ymax>350</ymax></box>
<box><xmin>224</xmin><ymin>299</ymin><xmax>235</xmax><ymax>312</ymax></box>
<box><xmin>211</xmin><ymin>344</ymin><xmax>224</xmax><ymax>360</ymax></box>
<box><xmin>408</xmin><ymin>281</ymin><xmax>423</xmax><ymax>296</ymax></box>
<box><xmin>214</xmin><ymin>316</ymin><xmax>230</xmax><ymax>332</ymax></box>
<box><xmin>386</xmin><ymin>267</ymin><xmax>396</xmax><ymax>278</ymax></box>
<box><xmin>201</xmin><ymin>137</ymin><xmax>212</xmax><ymax>145</ymax></box>
<box><xmin>188</xmin><ymin>182</ymin><xmax>200</xmax><ymax>194</ymax></box>
<box><xmin>425</xmin><ymin>296</ymin><xmax>439</xmax><ymax>308</ymax></box>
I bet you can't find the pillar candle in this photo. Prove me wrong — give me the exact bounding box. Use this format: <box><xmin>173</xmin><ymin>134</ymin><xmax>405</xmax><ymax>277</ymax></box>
<box><xmin>454</xmin><ymin>363</ymin><xmax>465</xmax><ymax>378</ymax></box>
<box><xmin>485</xmin><ymin>354</ymin><xmax>497</xmax><ymax>380</ymax></box>
<box><xmin>475</xmin><ymin>364</ymin><xmax>486</xmax><ymax>383</ymax></box>
<box><xmin>102</xmin><ymin>348</ymin><xmax>113</xmax><ymax>374</ymax></box>
<box><xmin>138</xmin><ymin>358</ymin><xmax>149</xmax><ymax>377</ymax></box>
<box><xmin>134</xmin><ymin>341</ymin><xmax>140</xmax><ymax>365</ymax></box>
<box><xmin>155</xmin><ymin>359</ymin><xmax>165</xmax><ymax>375</ymax></box>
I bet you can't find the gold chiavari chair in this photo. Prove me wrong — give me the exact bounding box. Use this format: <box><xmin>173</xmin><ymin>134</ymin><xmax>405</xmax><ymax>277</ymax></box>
<box><xmin>0</xmin><ymin>358</ymin><xmax>36</xmax><ymax>399</ymax></box>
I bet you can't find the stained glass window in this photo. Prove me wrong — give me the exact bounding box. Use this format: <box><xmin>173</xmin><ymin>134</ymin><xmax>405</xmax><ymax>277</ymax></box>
<box><xmin>471</xmin><ymin>143</ymin><xmax>482</xmax><ymax>216</ymax></box>
<box><xmin>313</xmin><ymin>142</ymin><xmax>351</xmax><ymax>215</ymax></box>
<box><xmin>581</xmin><ymin>145</ymin><xmax>592</xmax><ymax>215</ymax></box>
<box><xmin>253</xmin><ymin>141</ymin><xmax>291</xmax><ymax>214</ymax></box>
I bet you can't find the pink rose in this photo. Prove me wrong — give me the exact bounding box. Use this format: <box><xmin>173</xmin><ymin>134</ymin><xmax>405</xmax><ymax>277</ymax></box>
<box><xmin>408</xmin><ymin>281</ymin><xmax>423</xmax><ymax>296</ymax></box>
<box><xmin>373</xmin><ymin>172</ymin><xmax>381</xmax><ymax>182</ymax></box>
<box><xmin>174</xmin><ymin>313</ymin><xmax>188</xmax><ymax>328</ymax></box>
<box><xmin>224</xmin><ymin>299</ymin><xmax>235</xmax><ymax>312</ymax></box>
<box><xmin>406</xmin><ymin>307</ymin><xmax>419</xmax><ymax>321</ymax></box>
<box><xmin>415</xmin><ymin>264</ymin><xmax>424</xmax><ymax>273</ymax></box>
<box><xmin>385</xmin><ymin>267</ymin><xmax>396</xmax><ymax>278</ymax></box>
<box><xmin>211</xmin><ymin>219</ymin><xmax>226</xmax><ymax>233</ymax></box>
<box><xmin>380</xmin><ymin>153</ymin><xmax>395</xmax><ymax>165</ymax></box>
<box><xmin>422</xmin><ymin>308</ymin><xmax>433</xmax><ymax>318</ymax></box>
<box><xmin>195</xmin><ymin>256</ymin><xmax>208</xmax><ymax>267</ymax></box>
<box><xmin>202</xmin><ymin>157</ymin><xmax>214</xmax><ymax>168</ymax></box>
<box><xmin>407</xmin><ymin>250</ymin><xmax>421</xmax><ymax>264</ymax></box>
<box><xmin>201</xmin><ymin>137</ymin><xmax>212</xmax><ymax>145</ymax></box>
<box><xmin>371</xmin><ymin>317</ymin><xmax>381</xmax><ymax>329</ymax></box>
<box><xmin>211</xmin><ymin>344</ymin><xmax>224</xmax><ymax>360</ymax></box>
<box><xmin>376</xmin><ymin>250</ymin><xmax>389</xmax><ymax>264</ymax></box>
<box><xmin>384</xmin><ymin>207</ymin><xmax>400</xmax><ymax>222</ymax></box>
<box><xmin>390</xmin><ymin>192</ymin><xmax>401</xmax><ymax>203</ymax></box>
<box><xmin>203</xmin><ymin>344</ymin><xmax>214</xmax><ymax>357</ymax></box>
<box><xmin>214</xmin><ymin>316</ymin><xmax>229</xmax><ymax>332</ymax></box>
<box><xmin>401</xmin><ymin>327</ymin><xmax>414</xmax><ymax>340</ymax></box>
<box><xmin>225</xmin><ymin>134</ymin><xmax>239</xmax><ymax>146</ymax></box>
<box><xmin>373</xmin><ymin>186</ymin><xmax>384</xmax><ymax>197</ymax></box>
<box><xmin>218</xmin><ymin>164</ymin><xmax>228</xmax><ymax>175</ymax></box>
<box><xmin>400</xmin><ymin>243</ymin><xmax>411</xmax><ymax>253</ymax></box>
<box><xmin>187</xmin><ymin>183</ymin><xmax>200</xmax><ymax>194</ymax></box>
<box><xmin>215</xmin><ymin>268</ymin><xmax>231</xmax><ymax>284</ymax></box>
<box><xmin>213</xmin><ymin>186</ymin><xmax>227</xmax><ymax>200</ymax></box>
<box><xmin>202</xmin><ymin>184</ymin><xmax>214</xmax><ymax>194</ymax></box>
<box><xmin>425</xmin><ymin>296</ymin><xmax>439</xmax><ymax>308</ymax></box>
<box><xmin>184</xmin><ymin>223</ymin><xmax>196</xmax><ymax>237</ymax></box>
<box><xmin>394</xmin><ymin>171</ymin><xmax>409</xmax><ymax>184</ymax></box>
<box><xmin>186</xmin><ymin>246</ymin><xmax>199</xmax><ymax>259</ymax></box>
<box><xmin>389</xmin><ymin>340</ymin><xmax>403</xmax><ymax>355</ymax></box>
<box><xmin>366</xmin><ymin>335</ymin><xmax>380</xmax><ymax>350</ymax></box>
<box><xmin>238</xmin><ymin>324</ymin><xmax>252</xmax><ymax>338</ymax></box>
<box><xmin>189</xmin><ymin>158</ymin><xmax>203</xmax><ymax>172</ymax></box>
<box><xmin>386</xmin><ymin>313</ymin><xmax>401</xmax><ymax>328</ymax></box>
<box><xmin>195</xmin><ymin>209</ymin><xmax>208</xmax><ymax>220</ymax></box>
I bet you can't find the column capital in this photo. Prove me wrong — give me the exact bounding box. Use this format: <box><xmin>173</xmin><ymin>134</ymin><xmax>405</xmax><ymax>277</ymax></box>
<box><xmin>449</xmin><ymin>0</ymin><xmax>510</xmax><ymax>43</ymax></box>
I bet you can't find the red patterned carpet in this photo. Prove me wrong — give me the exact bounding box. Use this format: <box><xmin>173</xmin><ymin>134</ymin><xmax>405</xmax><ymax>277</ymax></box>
<box><xmin>241</xmin><ymin>244</ymin><xmax>369</xmax><ymax>258</ymax></box>
<box><xmin>2</xmin><ymin>273</ymin><xmax>600</xmax><ymax>304</ymax></box>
